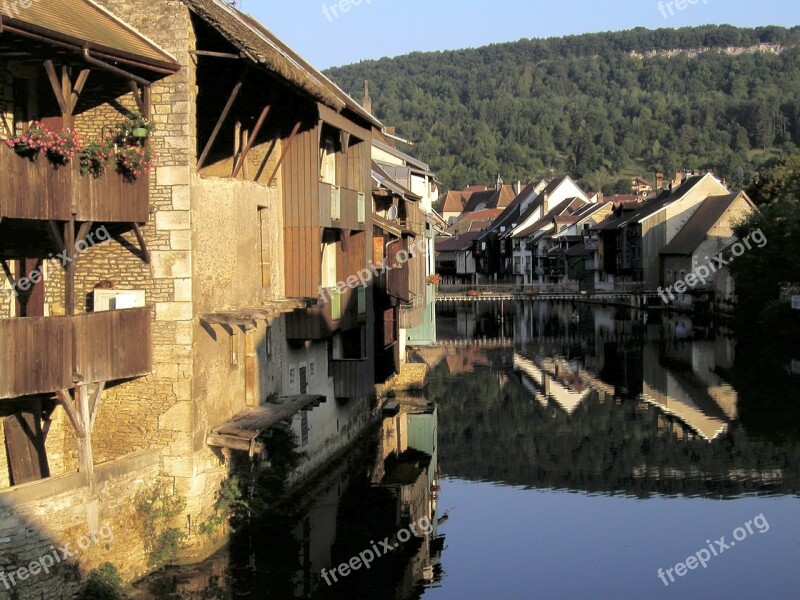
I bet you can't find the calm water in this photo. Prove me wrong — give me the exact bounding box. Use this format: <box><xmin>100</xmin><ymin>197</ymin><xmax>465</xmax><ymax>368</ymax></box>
<box><xmin>137</xmin><ymin>301</ymin><xmax>800</xmax><ymax>599</ymax></box>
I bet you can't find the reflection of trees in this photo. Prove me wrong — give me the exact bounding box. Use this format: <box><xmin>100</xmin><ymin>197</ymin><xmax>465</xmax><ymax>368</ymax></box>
<box><xmin>428</xmin><ymin>361</ymin><xmax>800</xmax><ymax>498</ymax></box>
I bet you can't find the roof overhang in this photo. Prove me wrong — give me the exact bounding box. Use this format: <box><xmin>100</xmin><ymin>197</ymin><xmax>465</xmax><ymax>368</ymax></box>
<box><xmin>0</xmin><ymin>0</ymin><xmax>180</xmax><ymax>75</ymax></box>
<box><xmin>207</xmin><ymin>395</ymin><xmax>326</xmax><ymax>455</ymax></box>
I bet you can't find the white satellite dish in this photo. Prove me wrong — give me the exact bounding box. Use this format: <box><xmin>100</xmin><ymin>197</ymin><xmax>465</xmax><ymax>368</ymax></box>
<box><xmin>386</xmin><ymin>205</ymin><xmax>399</xmax><ymax>221</ymax></box>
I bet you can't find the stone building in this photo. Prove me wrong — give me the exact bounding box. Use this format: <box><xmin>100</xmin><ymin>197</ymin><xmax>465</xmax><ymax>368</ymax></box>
<box><xmin>0</xmin><ymin>0</ymin><xmax>381</xmax><ymax>595</ymax></box>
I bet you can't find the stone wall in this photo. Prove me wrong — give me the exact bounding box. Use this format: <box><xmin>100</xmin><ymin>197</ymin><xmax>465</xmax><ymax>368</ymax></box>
<box><xmin>0</xmin><ymin>451</ymin><xmax>161</xmax><ymax>600</ymax></box>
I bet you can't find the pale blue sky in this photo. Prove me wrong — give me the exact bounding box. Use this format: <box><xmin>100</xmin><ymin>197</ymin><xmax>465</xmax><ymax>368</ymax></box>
<box><xmin>240</xmin><ymin>0</ymin><xmax>800</xmax><ymax>69</ymax></box>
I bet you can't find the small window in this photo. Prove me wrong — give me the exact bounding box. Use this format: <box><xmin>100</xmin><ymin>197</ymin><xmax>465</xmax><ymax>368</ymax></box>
<box><xmin>309</xmin><ymin>360</ymin><xmax>315</xmax><ymax>377</ymax></box>
<box><xmin>289</xmin><ymin>367</ymin><xmax>296</xmax><ymax>385</ymax></box>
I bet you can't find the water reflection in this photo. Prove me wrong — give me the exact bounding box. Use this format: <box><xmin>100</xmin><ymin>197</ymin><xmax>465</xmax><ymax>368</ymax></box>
<box><xmin>134</xmin><ymin>399</ymin><xmax>443</xmax><ymax>599</ymax></box>
<box><xmin>430</xmin><ymin>301</ymin><xmax>800</xmax><ymax>497</ymax></box>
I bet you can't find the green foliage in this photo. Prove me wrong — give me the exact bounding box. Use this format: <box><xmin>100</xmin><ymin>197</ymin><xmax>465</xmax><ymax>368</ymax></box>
<box><xmin>78</xmin><ymin>563</ymin><xmax>130</xmax><ymax>600</ymax></box>
<box><xmin>134</xmin><ymin>476</ymin><xmax>187</xmax><ymax>568</ymax></box>
<box><xmin>199</xmin><ymin>475</ymin><xmax>248</xmax><ymax>536</ymax></box>
<box><xmin>726</xmin><ymin>154</ymin><xmax>800</xmax><ymax>336</ymax></box>
<box><xmin>326</xmin><ymin>25</ymin><xmax>800</xmax><ymax>190</ymax></box>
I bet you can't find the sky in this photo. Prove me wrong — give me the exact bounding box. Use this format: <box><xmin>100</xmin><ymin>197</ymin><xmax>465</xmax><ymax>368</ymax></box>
<box><xmin>240</xmin><ymin>0</ymin><xmax>800</xmax><ymax>70</ymax></box>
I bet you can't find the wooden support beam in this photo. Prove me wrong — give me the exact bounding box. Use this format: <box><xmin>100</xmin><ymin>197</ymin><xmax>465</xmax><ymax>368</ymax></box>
<box><xmin>56</xmin><ymin>389</ymin><xmax>85</xmax><ymax>438</ymax></box>
<box><xmin>268</xmin><ymin>121</ymin><xmax>302</xmax><ymax>187</ymax></box>
<box><xmin>0</xmin><ymin>259</ymin><xmax>16</xmax><ymax>289</ymax></box>
<box><xmin>47</xmin><ymin>220</ymin><xmax>65</xmax><ymax>251</ymax></box>
<box><xmin>197</xmin><ymin>74</ymin><xmax>245</xmax><ymax>170</ymax></box>
<box><xmin>69</xmin><ymin>69</ymin><xmax>90</xmax><ymax>113</ymax></box>
<box><xmin>65</xmin><ymin>220</ymin><xmax>76</xmax><ymax>316</ymax></box>
<box><xmin>232</xmin><ymin>104</ymin><xmax>270</xmax><ymax>179</ymax></box>
<box><xmin>0</xmin><ymin>112</ymin><xmax>12</xmax><ymax>137</ymax></box>
<box><xmin>129</xmin><ymin>81</ymin><xmax>146</xmax><ymax>115</ymax></box>
<box><xmin>89</xmin><ymin>382</ymin><xmax>105</xmax><ymax>430</ymax></box>
<box><xmin>132</xmin><ymin>223</ymin><xmax>151</xmax><ymax>264</ymax></box>
<box><xmin>143</xmin><ymin>86</ymin><xmax>151</xmax><ymax>119</ymax></box>
<box><xmin>43</xmin><ymin>60</ymin><xmax>69</xmax><ymax>116</ymax></box>
<box><xmin>190</xmin><ymin>50</ymin><xmax>242</xmax><ymax>59</ymax></box>
<box><xmin>76</xmin><ymin>385</ymin><xmax>95</xmax><ymax>489</ymax></box>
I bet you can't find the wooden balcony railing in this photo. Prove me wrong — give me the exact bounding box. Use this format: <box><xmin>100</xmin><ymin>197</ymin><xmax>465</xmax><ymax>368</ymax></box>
<box><xmin>0</xmin><ymin>144</ymin><xmax>148</xmax><ymax>223</ymax></box>
<box><xmin>330</xmin><ymin>359</ymin><xmax>372</xmax><ymax>399</ymax></box>
<box><xmin>319</xmin><ymin>183</ymin><xmax>366</xmax><ymax>231</ymax></box>
<box><xmin>0</xmin><ymin>307</ymin><xmax>152</xmax><ymax>399</ymax></box>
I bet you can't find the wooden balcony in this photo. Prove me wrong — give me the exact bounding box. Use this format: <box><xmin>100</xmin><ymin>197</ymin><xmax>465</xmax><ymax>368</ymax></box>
<box><xmin>330</xmin><ymin>359</ymin><xmax>373</xmax><ymax>399</ymax></box>
<box><xmin>0</xmin><ymin>307</ymin><xmax>152</xmax><ymax>399</ymax></box>
<box><xmin>319</xmin><ymin>183</ymin><xmax>366</xmax><ymax>231</ymax></box>
<box><xmin>0</xmin><ymin>145</ymin><xmax>148</xmax><ymax>223</ymax></box>
<box><xmin>285</xmin><ymin>287</ymin><xmax>365</xmax><ymax>341</ymax></box>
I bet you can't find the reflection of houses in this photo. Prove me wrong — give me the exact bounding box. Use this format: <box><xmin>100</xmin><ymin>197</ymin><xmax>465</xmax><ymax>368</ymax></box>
<box><xmin>514</xmin><ymin>354</ymin><xmax>591</xmax><ymax>412</ymax></box>
<box><xmin>641</xmin><ymin>343</ymin><xmax>734</xmax><ymax>441</ymax></box>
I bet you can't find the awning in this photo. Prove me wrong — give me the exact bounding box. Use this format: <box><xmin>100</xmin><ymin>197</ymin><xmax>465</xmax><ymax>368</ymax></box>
<box><xmin>201</xmin><ymin>301</ymin><xmax>306</xmax><ymax>328</ymax></box>
<box><xmin>207</xmin><ymin>395</ymin><xmax>326</xmax><ymax>455</ymax></box>
<box><xmin>1</xmin><ymin>0</ymin><xmax>179</xmax><ymax>72</ymax></box>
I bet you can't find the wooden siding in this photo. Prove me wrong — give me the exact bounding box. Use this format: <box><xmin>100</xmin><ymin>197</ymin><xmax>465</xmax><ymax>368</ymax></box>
<box><xmin>0</xmin><ymin>145</ymin><xmax>148</xmax><ymax>223</ymax></box>
<box><xmin>387</xmin><ymin>237</ymin><xmax>412</xmax><ymax>302</ymax></box>
<box><xmin>330</xmin><ymin>359</ymin><xmax>372</xmax><ymax>398</ymax></box>
<box><xmin>283</xmin><ymin>124</ymin><xmax>323</xmax><ymax>298</ymax></box>
<box><xmin>0</xmin><ymin>307</ymin><xmax>152</xmax><ymax>399</ymax></box>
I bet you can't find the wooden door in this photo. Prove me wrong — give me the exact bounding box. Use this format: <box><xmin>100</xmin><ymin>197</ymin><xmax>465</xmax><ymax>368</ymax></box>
<box><xmin>4</xmin><ymin>400</ymin><xmax>49</xmax><ymax>485</ymax></box>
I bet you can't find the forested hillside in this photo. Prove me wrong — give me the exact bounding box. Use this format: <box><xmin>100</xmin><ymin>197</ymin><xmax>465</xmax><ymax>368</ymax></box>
<box><xmin>326</xmin><ymin>25</ymin><xmax>800</xmax><ymax>191</ymax></box>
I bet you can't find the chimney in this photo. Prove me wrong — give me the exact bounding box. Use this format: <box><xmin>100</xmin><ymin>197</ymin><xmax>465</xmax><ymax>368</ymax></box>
<box><xmin>655</xmin><ymin>172</ymin><xmax>664</xmax><ymax>190</ymax></box>
<box><xmin>362</xmin><ymin>80</ymin><xmax>372</xmax><ymax>114</ymax></box>
<box><xmin>514</xmin><ymin>180</ymin><xmax>522</xmax><ymax>195</ymax></box>
<box><xmin>543</xmin><ymin>192</ymin><xmax>550</xmax><ymax>210</ymax></box>
<box><xmin>672</xmin><ymin>171</ymin><xmax>682</xmax><ymax>189</ymax></box>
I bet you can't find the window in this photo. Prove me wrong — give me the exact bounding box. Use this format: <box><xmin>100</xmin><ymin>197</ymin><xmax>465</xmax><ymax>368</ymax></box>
<box><xmin>289</xmin><ymin>366</ymin><xmax>296</xmax><ymax>385</ymax></box>
<box><xmin>309</xmin><ymin>360</ymin><xmax>315</xmax><ymax>377</ymax></box>
<box><xmin>320</xmin><ymin>136</ymin><xmax>337</xmax><ymax>185</ymax></box>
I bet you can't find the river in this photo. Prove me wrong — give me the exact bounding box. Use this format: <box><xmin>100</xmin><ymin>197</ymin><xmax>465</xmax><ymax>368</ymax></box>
<box><xmin>135</xmin><ymin>300</ymin><xmax>800</xmax><ymax>599</ymax></box>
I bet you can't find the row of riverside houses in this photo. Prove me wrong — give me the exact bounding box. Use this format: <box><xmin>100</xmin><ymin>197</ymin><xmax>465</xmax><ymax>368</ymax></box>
<box><xmin>0</xmin><ymin>0</ymin><xmax>438</xmax><ymax>594</ymax></box>
<box><xmin>436</xmin><ymin>171</ymin><xmax>757</xmax><ymax>311</ymax></box>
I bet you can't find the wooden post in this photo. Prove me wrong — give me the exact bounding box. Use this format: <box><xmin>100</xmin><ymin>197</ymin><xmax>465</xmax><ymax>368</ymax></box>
<box><xmin>65</xmin><ymin>219</ymin><xmax>76</xmax><ymax>316</ymax></box>
<box><xmin>232</xmin><ymin>104</ymin><xmax>271</xmax><ymax>178</ymax></box>
<box><xmin>268</xmin><ymin>121</ymin><xmax>302</xmax><ymax>187</ymax></box>
<box><xmin>197</xmin><ymin>74</ymin><xmax>245</xmax><ymax>170</ymax></box>
<box><xmin>76</xmin><ymin>385</ymin><xmax>95</xmax><ymax>489</ymax></box>
<box><xmin>245</xmin><ymin>330</ymin><xmax>257</xmax><ymax>407</ymax></box>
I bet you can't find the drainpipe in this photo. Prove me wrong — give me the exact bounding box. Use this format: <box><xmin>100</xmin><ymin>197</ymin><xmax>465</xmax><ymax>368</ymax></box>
<box><xmin>82</xmin><ymin>47</ymin><xmax>152</xmax><ymax>87</ymax></box>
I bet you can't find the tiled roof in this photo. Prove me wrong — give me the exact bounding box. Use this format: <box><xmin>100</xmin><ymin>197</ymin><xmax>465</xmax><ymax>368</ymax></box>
<box><xmin>436</xmin><ymin>231</ymin><xmax>482</xmax><ymax>252</ymax></box>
